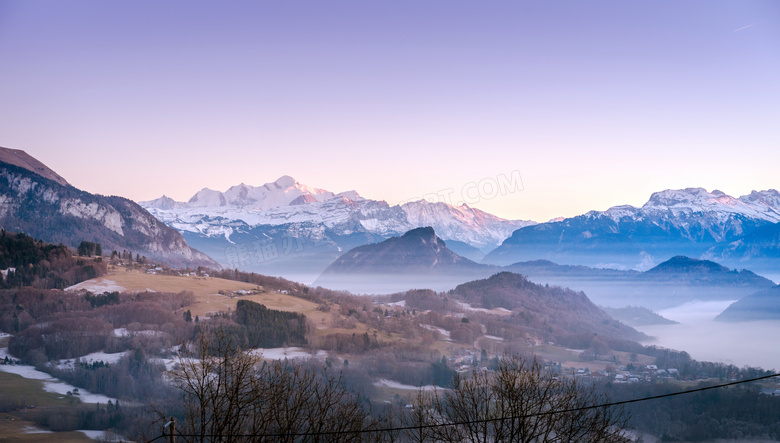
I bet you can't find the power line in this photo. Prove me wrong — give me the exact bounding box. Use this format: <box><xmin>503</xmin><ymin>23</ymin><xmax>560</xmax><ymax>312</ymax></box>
<box><xmin>149</xmin><ymin>372</ymin><xmax>779</xmax><ymax>441</ymax></box>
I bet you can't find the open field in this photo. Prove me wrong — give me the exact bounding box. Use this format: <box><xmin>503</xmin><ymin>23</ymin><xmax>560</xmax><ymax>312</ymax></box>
<box><xmin>0</xmin><ymin>415</ymin><xmax>92</xmax><ymax>442</ymax></box>
<box><xmin>101</xmin><ymin>266</ymin><xmax>260</xmax><ymax>296</ymax></box>
<box><xmin>97</xmin><ymin>269</ymin><xmax>376</xmax><ymax>337</ymax></box>
<box><xmin>0</xmin><ymin>371</ymin><xmax>75</xmax><ymax>409</ymax></box>
<box><xmin>0</xmin><ymin>372</ymin><xmax>92</xmax><ymax>442</ymax></box>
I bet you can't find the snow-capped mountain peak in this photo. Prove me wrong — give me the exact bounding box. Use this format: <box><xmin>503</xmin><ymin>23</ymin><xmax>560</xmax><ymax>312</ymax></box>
<box><xmin>160</xmin><ymin>176</ymin><xmax>346</xmax><ymax>210</ymax></box>
<box><xmin>484</xmin><ymin>187</ymin><xmax>780</xmax><ymax>270</ymax></box>
<box><xmin>643</xmin><ymin>187</ymin><xmax>718</xmax><ymax>209</ymax></box>
<box><xmin>739</xmin><ymin>190</ymin><xmax>780</xmax><ymax>212</ymax></box>
<box><xmin>335</xmin><ymin>190</ymin><xmax>364</xmax><ymax>202</ymax></box>
<box><xmin>139</xmin><ymin>195</ymin><xmax>188</xmax><ymax>210</ymax></box>
<box><xmin>273</xmin><ymin>175</ymin><xmax>296</xmax><ymax>188</ymax></box>
<box><xmin>139</xmin><ymin>176</ymin><xmax>536</xmax><ymax>256</ymax></box>
<box><xmin>640</xmin><ymin>188</ymin><xmax>780</xmax><ymax>222</ymax></box>
<box><xmin>188</xmin><ymin>188</ymin><xmax>227</xmax><ymax>207</ymax></box>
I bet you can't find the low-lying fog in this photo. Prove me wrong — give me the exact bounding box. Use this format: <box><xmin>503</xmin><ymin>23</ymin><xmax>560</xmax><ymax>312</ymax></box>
<box><xmin>306</xmin><ymin>274</ymin><xmax>780</xmax><ymax>371</ymax></box>
<box><xmin>636</xmin><ymin>300</ymin><xmax>780</xmax><ymax>371</ymax></box>
<box><xmin>312</xmin><ymin>275</ymin><xmax>469</xmax><ymax>295</ymax></box>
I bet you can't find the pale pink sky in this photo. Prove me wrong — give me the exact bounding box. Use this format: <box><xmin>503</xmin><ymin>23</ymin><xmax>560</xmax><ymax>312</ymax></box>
<box><xmin>1</xmin><ymin>1</ymin><xmax>778</xmax><ymax>221</ymax></box>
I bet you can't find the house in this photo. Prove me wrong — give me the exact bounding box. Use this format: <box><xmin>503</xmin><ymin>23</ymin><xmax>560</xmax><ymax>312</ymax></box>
<box><xmin>575</xmin><ymin>368</ymin><xmax>591</xmax><ymax>377</ymax></box>
<box><xmin>0</xmin><ymin>267</ymin><xmax>16</xmax><ymax>279</ymax></box>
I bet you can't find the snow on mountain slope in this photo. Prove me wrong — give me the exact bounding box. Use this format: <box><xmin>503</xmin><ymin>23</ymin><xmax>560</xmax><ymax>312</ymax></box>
<box><xmin>221</xmin><ymin>176</ymin><xmax>337</xmax><ymax>208</ymax></box>
<box><xmin>188</xmin><ymin>188</ymin><xmax>227</xmax><ymax>207</ymax></box>
<box><xmin>140</xmin><ymin>177</ymin><xmax>532</xmax><ymax>250</ymax></box>
<box><xmin>175</xmin><ymin>176</ymin><xmax>338</xmax><ymax>210</ymax></box>
<box><xmin>641</xmin><ymin>188</ymin><xmax>780</xmax><ymax>223</ymax></box>
<box><xmin>484</xmin><ymin>187</ymin><xmax>780</xmax><ymax>268</ymax></box>
<box><xmin>400</xmin><ymin>201</ymin><xmax>534</xmax><ymax>250</ymax></box>
<box><xmin>594</xmin><ymin>188</ymin><xmax>780</xmax><ymax>225</ymax></box>
<box><xmin>584</xmin><ymin>188</ymin><xmax>780</xmax><ymax>243</ymax></box>
<box><xmin>142</xmin><ymin>195</ymin><xmax>188</xmax><ymax>210</ymax></box>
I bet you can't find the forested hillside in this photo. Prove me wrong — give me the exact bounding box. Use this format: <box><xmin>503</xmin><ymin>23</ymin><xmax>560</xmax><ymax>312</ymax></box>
<box><xmin>0</xmin><ymin>230</ymin><xmax>106</xmax><ymax>289</ymax></box>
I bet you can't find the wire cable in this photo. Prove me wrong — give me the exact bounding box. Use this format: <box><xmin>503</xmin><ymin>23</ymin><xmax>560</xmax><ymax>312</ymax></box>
<box><xmin>149</xmin><ymin>372</ymin><xmax>779</xmax><ymax>441</ymax></box>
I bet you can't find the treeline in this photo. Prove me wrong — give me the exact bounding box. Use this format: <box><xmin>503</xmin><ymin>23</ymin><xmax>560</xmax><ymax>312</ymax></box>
<box><xmin>49</xmin><ymin>350</ymin><xmax>172</xmax><ymax>402</ymax></box>
<box><xmin>607</xmin><ymin>381</ymin><xmax>780</xmax><ymax>441</ymax></box>
<box><xmin>638</xmin><ymin>346</ymin><xmax>774</xmax><ymax>381</ymax></box>
<box><xmin>0</xmin><ymin>231</ymin><xmax>106</xmax><ymax>289</ymax></box>
<box><xmin>3</xmin><ymin>288</ymin><xmax>194</xmax><ymax>365</ymax></box>
<box><xmin>211</xmin><ymin>268</ymin><xmax>314</xmax><ymax>298</ymax></box>
<box><xmin>7</xmin><ymin>398</ymin><xmax>126</xmax><ymax>433</ymax></box>
<box><xmin>77</xmin><ymin>240</ymin><xmax>102</xmax><ymax>257</ymax></box>
<box><xmin>234</xmin><ymin>299</ymin><xmax>307</xmax><ymax>348</ymax></box>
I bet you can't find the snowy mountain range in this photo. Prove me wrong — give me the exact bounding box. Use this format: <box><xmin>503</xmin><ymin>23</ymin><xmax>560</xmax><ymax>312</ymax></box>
<box><xmin>484</xmin><ymin>187</ymin><xmax>780</xmax><ymax>274</ymax></box>
<box><xmin>139</xmin><ymin>176</ymin><xmax>534</xmax><ymax>281</ymax></box>
<box><xmin>140</xmin><ymin>179</ymin><xmax>780</xmax><ymax>282</ymax></box>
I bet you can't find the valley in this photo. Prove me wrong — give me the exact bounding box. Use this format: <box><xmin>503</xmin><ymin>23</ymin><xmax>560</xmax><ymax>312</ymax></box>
<box><xmin>1</xmin><ymin>151</ymin><xmax>780</xmax><ymax>441</ymax></box>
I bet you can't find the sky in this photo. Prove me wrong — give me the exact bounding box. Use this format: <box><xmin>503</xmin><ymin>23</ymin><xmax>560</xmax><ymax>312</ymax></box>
<box><xmin>0</xmin><ymin>1</ymin><xmax>778</xmax><ymax>222</ymax></box>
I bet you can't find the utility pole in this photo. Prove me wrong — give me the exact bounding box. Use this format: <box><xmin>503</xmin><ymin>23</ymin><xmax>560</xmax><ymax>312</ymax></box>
<box><xmin>164</xmin><ymin>416</ymin><xmax>175</xmax><ymax>443</ymax></box>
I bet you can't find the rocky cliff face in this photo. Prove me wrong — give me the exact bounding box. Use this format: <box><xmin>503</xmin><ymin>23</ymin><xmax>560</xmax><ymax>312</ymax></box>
<box><xmin>0</xmin><ymin>156</ymin><xmax>218</xmax><ymax>269</ymax></box>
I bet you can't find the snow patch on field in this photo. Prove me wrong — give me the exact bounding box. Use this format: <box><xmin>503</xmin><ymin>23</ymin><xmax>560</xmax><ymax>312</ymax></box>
<box><xmin>65</xmin><ymin>278</ymin><xmax>126</xmax><ymax>293</ymax></box>
<box><xmin>57</xmin><ymin>351</ymin><xmax>130</xmax><ymax>369</ymax></box>
<box><xmin>373</xmin><ymin>379</ymin><xmax>438</xmax><ymax>391</ymax></box>
<box><xmin>22</xmin><ymin>425</ymin><xmax>53</xmax><ymax>434</ymax></box>
<box><xmin>387</xmin><ymin>300</ymin><xmax>406</xmax><ymax>307</ymax></box>
<box><xmin>78</xmin><ymin>430</ymin><xmax>130</xmax><ymax>441</ymax></box>
<box><xmin>0</xmin><ymin>347</ymin><xmax>119</xmax><ymax>404</ymax></box>
<box><xmin>420</xmin><ymin>324</ymin><xmax>451</xmax><ymax>340</ymax></box>
<box><xmin>250</xmin><ymin>347</ymin><xmax>328</xmax><ymax>361</ymax></box>
<box><xmin>113</xmin><ymin>328</ymin><xmax>161</xmax><ymax>338</ymax></box>
<box><xmin>22</xmin><ymin>426</ymin><xmax>52</xmax><ymax>434</ymax></box>
<box><xmin>41</xmin><ymin>378</ymin><xmax>118</xmax><ymax>404</ymax></box>
<box><xmin>455</xmin><ymin>301</ymin><xmax>511</xmax><ymax>315</ymax></box>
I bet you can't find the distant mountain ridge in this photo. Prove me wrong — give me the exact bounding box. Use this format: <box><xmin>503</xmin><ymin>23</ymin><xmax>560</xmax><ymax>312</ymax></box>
<box><xmin>645</xmin><ymin>255</ymin><xmax>730</xmax><ymax>274</ymax></box>
<box><xmin>484</xmin><ymin>187</ymin><xmax>780</xmax><ymax>273</ymax></box>
<box><xmin>313</xmin><ymin>226</ymin><xmax>774</xmax><ymax>305</ymax></box>
<box><xmin>0</xmin><ymin>150</ymin><xmax>217</xmax><ymax>268</ymax></box>
<box><xmin>716</xmin><ymin>286</ymin><xmax>780</xmax><ymax>322</ymax></box>
<box><xmin>140</xmin><ymin>176</ymin><xmax>534</xmax><ymax>281</ymax></box>
<box><xmin>141</xmin><ymin>177</ymin><xmax>533</xmax><ymax>249</ymax></box>
<box><xmin>505</xmin><ymin>256</ymin><xmax>774</xmax><ymax>309</ymax></box>
<box><xmin>315</xmin><ymin>227</ymin><xmax>500</xmax><ymax>293</ymax></box>
<box><xmin>320</xmin><ymin>227</ymin><xmax>490</xmax><ymax>274</ymax></box>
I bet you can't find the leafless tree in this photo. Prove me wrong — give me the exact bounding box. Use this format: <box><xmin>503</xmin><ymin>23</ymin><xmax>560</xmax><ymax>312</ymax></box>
<box><xmin>170</xmin><ymin>327</ymin><xmax>370</xmax><ymax>442</ymax></box>
<box><xmin>403</xmin><ymin>354</ymin><xmax>629</xmax><ymax>443</ymax></box>
<box><xmin>173</xmin><ymin>327</ymin><xmax>260</xmax><ymax>442</ymax></box>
